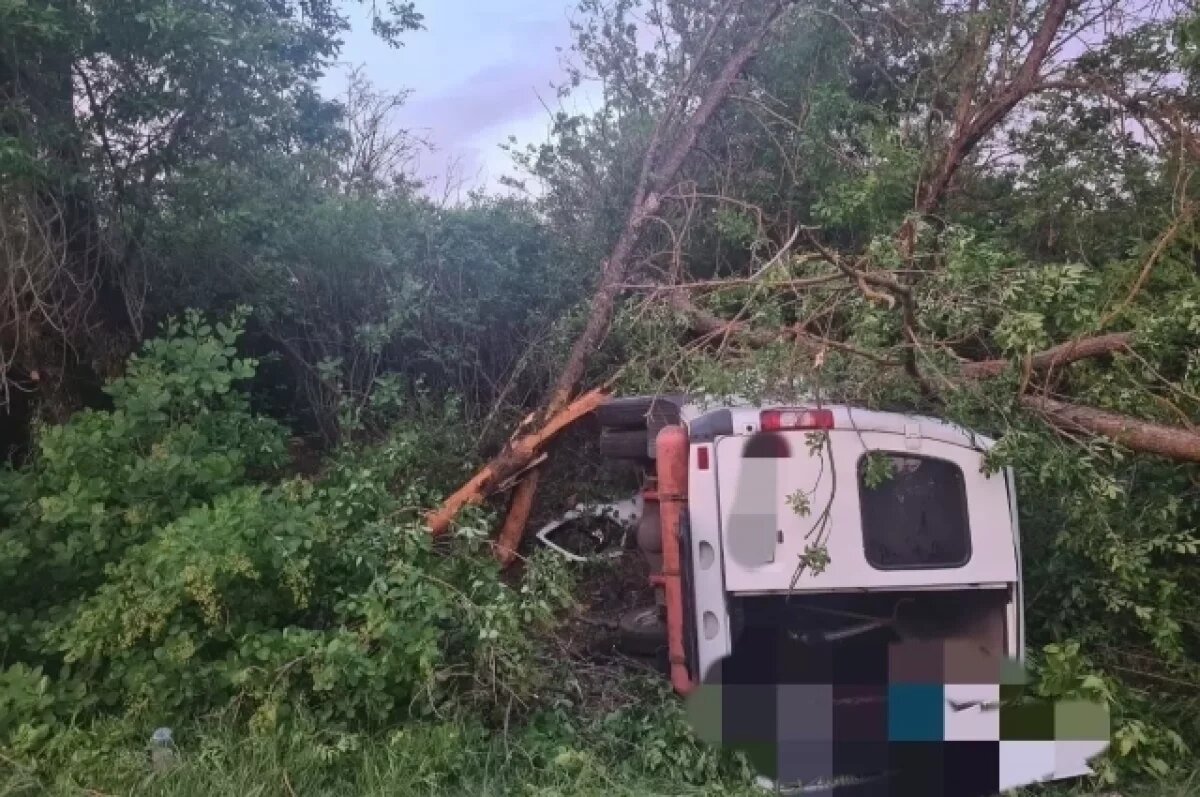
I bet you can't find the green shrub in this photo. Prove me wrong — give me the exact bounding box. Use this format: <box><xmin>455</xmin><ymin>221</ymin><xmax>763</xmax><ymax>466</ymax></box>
<box><xmin>0</xmin><ymin>310</ymin><xmax>574</xmax><ymax>761</ymax></box>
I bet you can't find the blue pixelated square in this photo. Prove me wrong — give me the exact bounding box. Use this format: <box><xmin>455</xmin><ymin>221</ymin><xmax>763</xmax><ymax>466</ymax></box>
<box><xmin>888</xmin><ymin>683</ymin><xmax>945</xmax><ymax>741</ymax></box>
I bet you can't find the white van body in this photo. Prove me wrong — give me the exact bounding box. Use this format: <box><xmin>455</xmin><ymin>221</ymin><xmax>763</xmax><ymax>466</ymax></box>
<box><xmin>540</xmin><ymin>396</ymin><xmax>1107</xmax><ymax>791</ymax></box>
<box><xmin>679</xmin><ymin>403</ymin><xmax>1024</xmax><ymax>680</ymax></box>
<box><xmin>675</xmin><ymin>402</ymin><xmax>1107</xmax><ymax>791</ymax></box>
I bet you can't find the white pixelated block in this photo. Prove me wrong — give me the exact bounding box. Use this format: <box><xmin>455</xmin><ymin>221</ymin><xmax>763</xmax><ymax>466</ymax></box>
<box><xmin>998</xmin><ymin>740</ymin><xmax>1056</xmax><ymax>792</ymax></box>
<box><xmin>1054</xmin><ymin>739</ymin><xmax>1108</xmax><ymax>780</ymax></box>
<box><xmin>944</xmin><ymin>684</ymin><xmax>1000</xmax><ymax>741</ymax></box>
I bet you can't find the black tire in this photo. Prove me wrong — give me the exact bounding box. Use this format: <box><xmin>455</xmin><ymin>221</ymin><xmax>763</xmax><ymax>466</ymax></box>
<box><xmin>595</xmin><ymin>396</ymin><xmax>682</xmax><ymax>430</ymax></box>
<box><xmin>598</xmin><ymin>429</ymin><xmax>650</xmax><ymax>460</ymax></box>
<box><xmin>616</xmin><ymin>605</ymin><xmax>667</xmax><ymax>656</ymax></box>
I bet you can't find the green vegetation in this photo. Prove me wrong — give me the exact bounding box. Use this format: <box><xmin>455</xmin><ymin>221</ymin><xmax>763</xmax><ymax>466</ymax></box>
<box><xmin>3</xmin><ymin>0</ymin><xmax>1200</xmax><ymax>794</ymax></box>
<box><xmin>0</xmin><ymin>312</ymin><xmax>553</xmax><ymax>734</ymax></box>
<box><xmin>0</xmin><ymin>314</ymin><xmax>743</xmax><ymax>795</ymax></box>
<box><xmin>2</xmin><ymin>706</ymin><xmax>752</xmax><ymax>797</ymax></box>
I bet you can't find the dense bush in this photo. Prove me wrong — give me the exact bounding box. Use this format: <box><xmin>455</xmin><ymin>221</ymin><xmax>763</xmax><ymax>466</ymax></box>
<box><xmin>151</xmin><ymin>189</ymin><xmax>584</xmax><ymax>441</ymax></box>
<box><xmin>0</xmin><ymin>312</ymin><xmax>574</xmax><ymax>762</ymax></box>
<box><xmin>0</xmin><ymin>314</ymin><xmax>749</xmax><ymax>797</ymax></box>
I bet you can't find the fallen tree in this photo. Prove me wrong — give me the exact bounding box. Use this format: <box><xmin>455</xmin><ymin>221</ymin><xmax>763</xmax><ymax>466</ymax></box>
<box><xmin>958</xmin><ymin>333</ymin><xmax>1133</xmax><ymax>379</ymax></box>
<box><xmin>428</xmin><ymin>0</ymin><xmax>1200</xmax><ymax>563</ymax></box>
<box><xmin>425</xmin><ymin>1</ymin><xmax>799</xmax><ymax>555</ymax></box>
<box><xmin>671</xmin><ymin>288</ymin><xmax>1199</xmax><ymax>462</ymax></box>
<box><xmin>1021</xmin><ymin>394</ymin><xmax>1200</xmax><ymax>463</ymax></box>
<box><xmin>424</xmin><ymin>387</ymin><xmax>608</xmax><ymax>536</ymax></box>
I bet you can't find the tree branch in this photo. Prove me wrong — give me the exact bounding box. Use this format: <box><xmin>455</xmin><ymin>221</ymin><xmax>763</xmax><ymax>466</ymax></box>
<box><xmin>1022</xmin><ymin>394</ymin><xmax>1200</xmax><ymax>464</ymax></box>
<box><xmin>670</xmin><ymin>294</ymin><xmax>1199</xmax><ymax>464</ymax></box>
<box><xmin>959</xmin><ymin>332</ymin><xmax>1132</xmax><ymax>378</ymax></box>
<box><xmin>426</xmin><ymin>4</ymin><xmax>798</xmax><ymax>552</ymax></box>
<box><xmin>920</xmin><ymin>0</ymin><xmax>1077</xmax><ymax>213</ymax></box>
<box><xmin>425</xmin><ymin>388</ymin><xmax>609</xmax><ymax>536</ymax></box>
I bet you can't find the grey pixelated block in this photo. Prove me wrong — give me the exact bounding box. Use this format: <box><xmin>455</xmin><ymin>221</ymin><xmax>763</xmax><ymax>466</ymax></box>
<box><xmin>686</xmin><ymin>645</ymin><xmax>1111</xmax><ymax>795</ymax></box>
<box><xmin>777</xmin><ymin>684</ymin><xmax>833</xmax><ymax>742</ymax></box>
<box><xmin>727</xmin><ymin>513</ymin><xmax>777</xmax><ymax>566</ymax></box>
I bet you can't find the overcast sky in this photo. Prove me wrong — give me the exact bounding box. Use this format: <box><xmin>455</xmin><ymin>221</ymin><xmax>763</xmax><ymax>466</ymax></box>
<box><xmin>320</xmin><ymin>1</ymin><xmax>598</xmax><ymax>198</ymax></box>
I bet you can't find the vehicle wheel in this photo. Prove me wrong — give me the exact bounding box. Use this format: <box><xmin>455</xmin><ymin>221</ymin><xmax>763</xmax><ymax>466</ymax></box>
<box><xmin>617</xmin><ymin>605</ymin><xmax>667</xmax><ymax>656</ymax></box>
<box><xmin>595</xmin><ymin>396</ymin><xmax>681</xmax><ymax>430</ymax></box>
<box><xmin>599</xmin><ymin>429</ymin><xmax>650</xmax><ymax>460</ymax></box>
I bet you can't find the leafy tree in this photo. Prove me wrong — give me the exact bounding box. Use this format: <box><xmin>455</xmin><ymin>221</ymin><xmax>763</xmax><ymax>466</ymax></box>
<box><xmin>0</xmin><ymin>0</ymin><xmax>420</xmax><ymax>411</ymax></box>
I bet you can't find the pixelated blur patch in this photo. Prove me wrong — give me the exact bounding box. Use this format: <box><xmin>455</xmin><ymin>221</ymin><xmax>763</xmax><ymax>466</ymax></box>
<box><xmin>890</xmin><ymin>742</ymin><xmax>946</xmax><ymax>795</ymax></box>
<box><xmin>943</xmin><ymin>741</ymin><xmax>1002</xmax><ymax>796</ymax></box>
<box><xmin>778</xmin><ymin>684</ymin><xmax>832</xmax><ymax>742</ymax></box>
<box><xmin>943</xmin><ymin>636</ymin><xmax>1004</xmax><ymax>684</ymax></box>
<box><xmin>888</xmin><ymin>637</ymin><xmax>945</xmax><ymax>683</ymax></box>
<box><xmin>1000</xmin><ymin>697</ymin><xmax>1056</xmax><ymax>741</ymax></box>
<box><xmin>685</xmin><ymin>650</ymin><xmax>1111</xmax><ymax>795</ymax></box>
<box><xmin>724</xmin><ymin>445</ymin><xmax>780</xmax><ymax>567</ymax></box>
<box><xmin>833</xmin><ymin>684</ymin><xmax>886</xmax><ymax>741</ymax></box>
<box><xmin>1054</xmin><ymin>699</ymin><xmax>1110</xmax><ymax>741</ymax></box>
<box><xmin>888</xmin><ymin>683</ymin><xmax>944</xmax><ymax>741</ymax></box>
<box><xmin>685</xmin><ymin>679</ymin><xmax>722</xmax><ymax>745</ymax></box>
<box><xmin>1001</xmin><ymin>657</ymin><xmax>1028</xmax><ymax>684</ymax></box>
<box><xmin>726</xmin><ymin>513</ymin><xmax>776</xmax><ymax>566</ymax></box>
<box><xmin>742</xmin><ymin>432</ymin><xmax>791</xmax><ymax>458</ymax></box>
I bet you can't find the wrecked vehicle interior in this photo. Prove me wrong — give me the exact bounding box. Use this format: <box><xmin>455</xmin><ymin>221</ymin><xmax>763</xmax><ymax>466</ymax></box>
<box><xmin>731</xmin><ymin>589</ymin><xmax>1011</xmax><ymax>663</ymax></box>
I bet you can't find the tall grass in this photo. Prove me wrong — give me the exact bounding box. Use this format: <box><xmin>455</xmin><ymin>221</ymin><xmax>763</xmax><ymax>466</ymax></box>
<box><xmin>6</xmin><ymin>714</ymin><xmax>1195</xmax><ymax>797</ymax></box>
<box><xmin>1</xmin><ymin>718</ymin><xmax>758</xmax><ymax>797</ymax></box>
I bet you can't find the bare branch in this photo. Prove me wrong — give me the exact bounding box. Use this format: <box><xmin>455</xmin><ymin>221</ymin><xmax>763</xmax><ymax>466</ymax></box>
<box><xmin>920</xmin><ymin>0</ymin><xmax>1078</xmax><ymax>213</ymax></box>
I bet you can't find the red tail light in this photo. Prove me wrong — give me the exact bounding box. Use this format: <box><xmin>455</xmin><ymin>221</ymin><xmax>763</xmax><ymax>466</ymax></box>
<box><xmin>760</xmin><ymin>408</ymin><xmax>835</xmax><ymax>431</ymax></box>
<box><xmin>696</xmin><ymin>446</ymin><xmax>710</xmax><ymax>470</ymax></box>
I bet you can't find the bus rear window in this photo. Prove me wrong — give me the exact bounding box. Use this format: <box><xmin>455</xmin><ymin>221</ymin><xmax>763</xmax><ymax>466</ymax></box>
<box><xmin>857</xmin><ymin>453</ymin><xmax>971</xmax><ymax>569</ymax></box>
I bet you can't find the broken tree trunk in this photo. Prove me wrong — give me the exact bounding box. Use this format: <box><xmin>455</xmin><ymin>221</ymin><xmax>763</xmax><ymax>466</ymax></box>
<box><xmin>959</xmin><ymin>333</ymin><xmax>1133</xmax><ymax>379</ymax></box>
<box><xmin>537</xmin><ymin>1</ymin><xmax>796</xmax><ymax>416</ymax></box>
<box><xmin>493</xmin><ymin>471</ymin><xmax>540</xmax><ymax>563</ymax></box>
<box><xmin>425</xmin><ymin>388</ymin><xmax>608</xmax><ymax>536</ymax></box>
<box><xmin>423</xmin><ymin>3</ymin><xmax>797</xmax><ymax>558</ymax></box>
<box><xmin>1022</xmin><ymin>395</ymin><xmax>1200</xmax><ymax>464</ymax></box>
